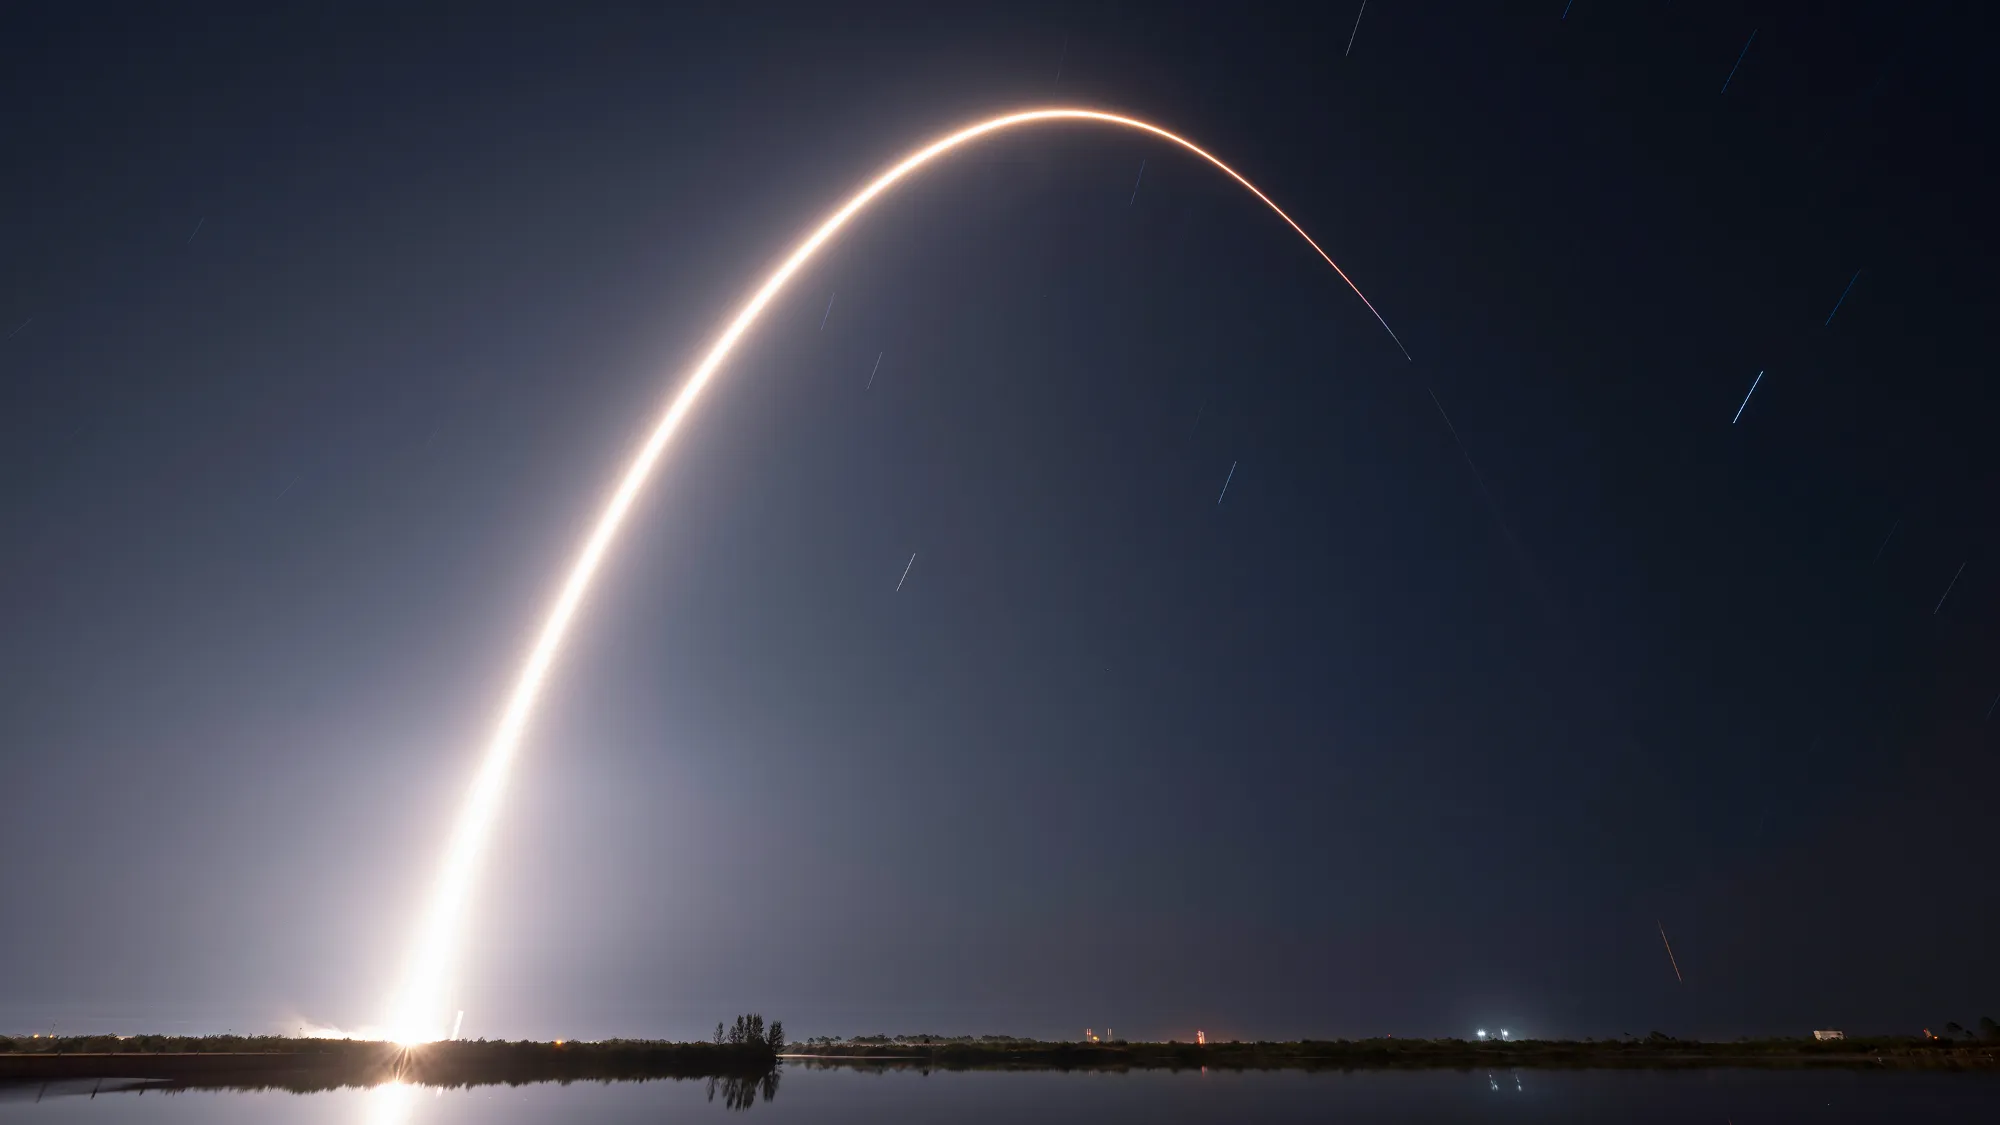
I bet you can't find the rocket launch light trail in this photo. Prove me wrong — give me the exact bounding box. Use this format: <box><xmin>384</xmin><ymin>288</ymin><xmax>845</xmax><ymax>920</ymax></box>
<box><xmin>382</xmin><ymin>107</ymin><xmax>1411</xmax><ymax>1045</ymax></box>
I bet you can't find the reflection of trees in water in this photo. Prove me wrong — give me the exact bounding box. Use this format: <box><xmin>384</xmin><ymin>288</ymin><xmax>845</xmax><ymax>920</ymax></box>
<box><xmin>0</xmin><ymin>1078</ymin><xmax>174</xmax><ymax>1103</ymax></box>
<box><xmin>704</xmin><ymin>1067</ymin><xmax>781</xmax><ymax>1110</ymax></box>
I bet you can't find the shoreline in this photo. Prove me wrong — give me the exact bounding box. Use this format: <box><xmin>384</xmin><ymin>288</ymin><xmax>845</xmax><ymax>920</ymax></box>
<box><xmin>783</xmin><ymin>1039</ymin><xmax>2000</xmax><ymax>1072</ymax></box>
<box><xmin>3</xmin><ymin>1035</ymin><xmax>1993</xmax><ymax>1091</ymax></box>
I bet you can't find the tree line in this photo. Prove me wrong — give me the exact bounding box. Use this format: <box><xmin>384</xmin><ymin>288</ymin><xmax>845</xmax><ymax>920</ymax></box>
<box><xmin>713</xmin><ymin>1013</ymin><xmax>784</xmax><ymax>1053</ymax></box>
<box><xmin>1938</xmin><ymin>1017</ymin><xmax>2000</xmax><ymax>1041</ymax></box>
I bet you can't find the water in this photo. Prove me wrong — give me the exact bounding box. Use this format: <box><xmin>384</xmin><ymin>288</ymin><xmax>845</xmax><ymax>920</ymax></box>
<box><xmin>4</xmin><ymin>1066</ymin><xmax>1996</xmax><ymax>1121</ymax></box>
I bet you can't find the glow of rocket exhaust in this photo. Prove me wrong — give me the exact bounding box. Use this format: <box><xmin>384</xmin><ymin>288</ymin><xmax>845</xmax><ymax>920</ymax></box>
<box><xmin>382</xmin><ymin>107</ymin><xmax>1410</xmax><ymax>1044</ymax></box>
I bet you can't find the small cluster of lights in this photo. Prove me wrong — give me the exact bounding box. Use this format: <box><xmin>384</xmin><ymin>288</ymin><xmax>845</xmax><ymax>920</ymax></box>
<box><xmin>1475</xmin><ymin>1029</ymin><xmax>1513</xmax><ymax>1040</ymax></box>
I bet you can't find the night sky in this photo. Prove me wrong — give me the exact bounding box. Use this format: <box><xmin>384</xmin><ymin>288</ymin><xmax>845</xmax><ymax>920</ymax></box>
<box><xmin>3</xmin><ymin>2</ymin><xmax>1994</xmax><ymax>1045</ymax></box>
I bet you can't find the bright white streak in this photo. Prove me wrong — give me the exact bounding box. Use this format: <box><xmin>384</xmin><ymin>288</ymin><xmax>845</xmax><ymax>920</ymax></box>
<box><xmin>1732</xmin><ymin>369</ymin><xmax>1764</xmax><ymax>424</ymax></box>
<box><xmin>384</xmin><ymin>107</ymin><xmax>1410</xmax><ymax>1044</ymax></box>
<box><xmin>896</xmin><ymin>552</ymin><xmax>917</xmax><ymax>592</ymax></box>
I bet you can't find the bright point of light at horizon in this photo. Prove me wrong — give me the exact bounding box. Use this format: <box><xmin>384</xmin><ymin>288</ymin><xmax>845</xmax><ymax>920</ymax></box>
<box><xmin>380</xmin><ymin>106</ymin><xmax>1407</xmax><ymax>1045</ymax></box>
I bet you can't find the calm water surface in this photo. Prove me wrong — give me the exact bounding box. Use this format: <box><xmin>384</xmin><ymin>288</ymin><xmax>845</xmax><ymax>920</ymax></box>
<box><xmin>5</xmin><ymin>1067</ymin><xmax>1997</xmax><ymax>1122</ymax></box>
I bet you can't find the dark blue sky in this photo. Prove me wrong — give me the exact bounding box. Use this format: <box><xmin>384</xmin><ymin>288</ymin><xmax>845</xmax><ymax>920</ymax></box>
<box><xmin>2</xmin><ymin>1</ymin><xmax>1994</xmax><ymax>1043</ymax></box>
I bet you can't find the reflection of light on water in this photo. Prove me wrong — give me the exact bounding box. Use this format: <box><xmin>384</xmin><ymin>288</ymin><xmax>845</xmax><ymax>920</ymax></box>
<box><xmin>364</xmin><ymin>1080</ymin><xmax>420</xmax><ymax>1125</ymax></box>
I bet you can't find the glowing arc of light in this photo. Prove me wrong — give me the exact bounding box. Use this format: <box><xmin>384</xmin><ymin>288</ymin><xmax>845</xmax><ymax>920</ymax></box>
<box><xmin>384</xmin><ymin>107</ymin><xmax>1409</xmax><ymax>1043</ymax></box>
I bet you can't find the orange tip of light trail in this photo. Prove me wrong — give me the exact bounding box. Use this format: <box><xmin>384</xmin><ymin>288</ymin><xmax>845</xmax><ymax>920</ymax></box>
<box><xmin>382</xmin><ymin>105</ymin><xmax>1411</xmax><ymax>1046</ymax></box>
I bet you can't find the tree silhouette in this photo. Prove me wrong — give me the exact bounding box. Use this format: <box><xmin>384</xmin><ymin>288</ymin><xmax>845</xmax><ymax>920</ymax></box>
<box><xmin>723</xmin><ymin>1013</ymin><xmax>771</xmax><ymax>1049</ymax></box>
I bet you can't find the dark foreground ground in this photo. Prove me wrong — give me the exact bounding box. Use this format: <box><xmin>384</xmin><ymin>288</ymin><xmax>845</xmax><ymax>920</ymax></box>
<box><xmin>2</xmin><ymin>1034</ymin><xmax>1994</xmax><ymax>1092</ymax></box>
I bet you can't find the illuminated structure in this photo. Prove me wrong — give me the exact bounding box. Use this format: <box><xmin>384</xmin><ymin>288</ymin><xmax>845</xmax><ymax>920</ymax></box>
<box><xmin>1196</xmin><ymin>1030</ymin><xmax>1206</xmax><ymax>1045</ymax></box>
<box><xmin>1813</xmin><ymin>1029</ymin><xmax>1844</xmax><ymax>1041</ymax></box>
<box><xmin>380</xmin><ymin>108</ymin><xmax>1409</xmax><ymax>1044</ymax></box>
